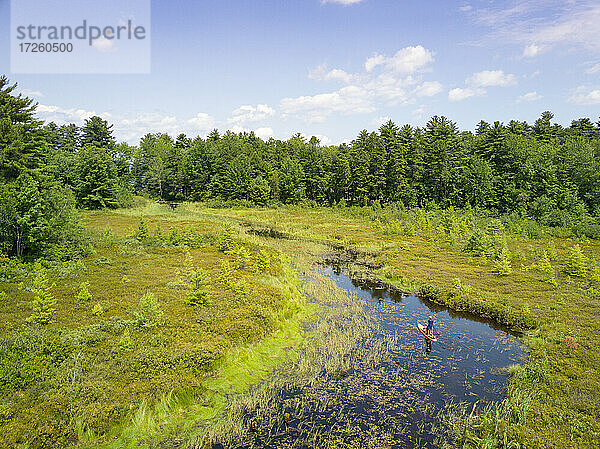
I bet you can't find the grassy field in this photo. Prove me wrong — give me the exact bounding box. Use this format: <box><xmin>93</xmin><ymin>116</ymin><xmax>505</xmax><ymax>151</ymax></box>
<box><xmin>0</xmin><ymin>203</ymin><xmax>317</xmax><ymax>448</ymax></box>
<box><xmin>2</xmin><ymin>201</ymin><xmax>600</xmax><ymax>448</ymax></box>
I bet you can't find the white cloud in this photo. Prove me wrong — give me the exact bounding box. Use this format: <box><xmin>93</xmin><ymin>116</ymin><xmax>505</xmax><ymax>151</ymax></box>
<box><xmin>413</xmin><ymin>105</ymin><xmax>426</xmax><ymax>117</ymax></box>
<box><xmin>255</xmin><ymin>127</ymin><xmax>274</xmax><ymax>139</ymax></box>
<box><xmin>36</xmin><ymin>104</ymin><xmax>103</xmax><ymax>124</ymax></box>
<box><xmin>448</xmin><ymin>87</ymin><xmax>486</xmax><ymax>102</ymax></box>
<box><xmin>313</xmin><ymin>134</ymin><xmax>332</xmax><ymax>145</ymax></box>
<box><xmin>459</xmin><ymin>5</ymin><xmax>472</xmax><ymax>12</ymax></box>
<box><xmin>371</xmin><ymin>116</ymin><xmax>392</xmax><ymax>128</ymax></box>
<box><xmin>365</xmin><ymin>54</ymin><xmax>387</xmax><ymax>72</ymax></box>
<box><xmin>365</xmin><ymin>46</ymin><xmax>434</xmax><ymax>74</ymax></box>
<box><xmin>92</xmin><ymin>36</ymin><xmax>116</xmax><ymax>53</ymax></box>
<box><xmin>229</xmin><ymin>125</ymin><xmax>276</xmax><ymax>139</ymax></box>
<box><xmin>569</xmin><ymin>86</ymin><xmax>600</xmax><ymax>105</ymax></box>
<box><xmin>281</xmin><ymin>85</ymin><xmax>375</xmax><ymax>122</ymax></box>
<box><xmin>283</xmin><ymin>46</ymin><xmax>439</xmax><ymax>121</ymax></box>
<box><xmin>478</xmin><ymin>2</ymin><xmax>600</xmax><ymax>53</ymax></box>
<box><xmin>321</xmin><ymin>0</ymin><xmax>364</xmax><ymax>4</ymax></box>
<box><xmin>414</xmin><ymin>81</ymin><xmax>443</xmax><ymax>97</ymax></box>
<box><xmin>517</xmin><ymin>91</ymin><xmax>542</xmax><ymax>102</ymax></box>
<box><xmin>187</xmin><ymin>113</ymin><xmax>216</xmax><ymax>131</ymax></box>
<box><xmin>232</xmin><ymin>125</ymin><xmax>279</xmax><ymax>140</ymax></box>
<box><xmin>228</xmin><ymin>104</ymin><xmax>275</xmax><ymax>124</ymax></box>
<box><xmin>522</xmin><ymin>43</ymin><xmax>541</xmax><ymax>58</ymax></box>
<box><xmin>18</xmin><ymin>88</ymin><xmax>44</xmax><ymax>98</ymax></box>
<box><xmin>119</xmin><ymin>113</ymin><xmax>180</xmax><ymax>140</ymax></box>
<box><xmin>35</xmin><ymin>103</ymin><xmax>217</xmax><ymax>143</ymax></box>
<box><xmin>467</xmin><ymin>70</ymin><xmax>516</xmax><ymax>87</ymax></box>
<box><xmin>309</xmin><ymin>64</ymin><xmax>356</xmax><ymax>84</ymax></box>
<box><xmin>586</xmin><ymin>63</ymin><xmax>600</xmax><ymax>74</ymax></box>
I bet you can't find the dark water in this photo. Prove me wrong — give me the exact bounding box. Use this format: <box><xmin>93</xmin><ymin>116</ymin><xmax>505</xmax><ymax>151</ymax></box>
<box><xmin>237</xmin><ymin>261</ymin><xmax>524</xmax><ymax>448</ymax></box>
<box><xmin>326</xmin><ymin>264</ymin><xmax>523</xmax><ymax>402</ymax></box>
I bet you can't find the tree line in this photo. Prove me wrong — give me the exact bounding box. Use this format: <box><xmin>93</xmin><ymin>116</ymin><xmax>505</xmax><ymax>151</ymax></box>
<box><xmin>2</xmin><ymin>75</ymin><xmax>600</xmax><ymax>258</ymax></box>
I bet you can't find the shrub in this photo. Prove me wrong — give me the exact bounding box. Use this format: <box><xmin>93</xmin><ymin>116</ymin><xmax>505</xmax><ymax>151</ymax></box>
<box><xmin>494</xmin><ymin>256</ymin><xmax>512</xmax><ymax>276</ymax></box>
<box><xmin>92</xmin><ymin>302</ymin><xmax>104</xmax><ymax>316</ymax></box>
<box><xmin>464</xmin><ymin>228</ymin><xmax>493</xmax><ymax>258</ymax></box>
<box><xmin>135</xmin><ymin>217</ymin><xmax>149</xmax><ymax>241</ymax></box>
<box><xmin>168</xmin><ymin>227</ymin><xmax>182</xmax><ymax>246</ymax></box>
<box><xmin>418</xmin><ymin>283</ymin><xmax>442</xmax><ymax>301</ymax></box>
<box><xmin>564</xmin><ymin>244</ymin><xmax>589</xmax><ymax>277</ymax></box>
<box><xmin>133</xmin><ymin>293</ymin><xmax>164</xmax><ymax>329</ymax></box>
<box><xmin>216</xmin><ymin>226</ymin><xmax>236</xmax><ymax>252</ymax></box>
<box><xmin>0</xmin><ymin>174</ymin><xmax>84</xmax><ymax>260</ymax></box>
<box><xmin>231</xmin><ymin>246</ymin><xmax>250</xmax><ymax>270</ymax></box>
<box><xmin>118</xmin><ymin>328</ymin><xmax>134</xmax><ymax>351</ymax></box>
<box><xmin>76</xmin><ymin>282</ymin><xmax>92</xmax><ymax>302</ymax></box>
<box><xmin>527</xmin><ymin>251</ymin><xmax>556</xmax><ymax>285</ymax></box>
<box><xmin>187</xmin><ymin>268</ymin><xmax>210</xmax><ymax>306</ymax></box>
<box><xmin>451</xmin><ymin>278</ymin><xmax>473</xmax><ymax>297</ymax></box>
<box><xmin>233</xmin><ymin>280</ymin><xmax>250</xmax><ymax>298</ymax></box>
<box><xmin>252</xmin><ymin>250</ymin><xmax>270</xmax><ymax>273</ymax></box>
<box><xmin>218</xmin><ymin>260</ymin><xmax>234</xmax><ymax>287</ymax></box>
<box><xmin>181</xmin><ymin>226</ymin><xmax>205</xmax><ymax>249</ymax></box>
<box><xmin>27</xmin><ymin>263</ymin><xmax>57</xmax><ymax>325</ymax></box>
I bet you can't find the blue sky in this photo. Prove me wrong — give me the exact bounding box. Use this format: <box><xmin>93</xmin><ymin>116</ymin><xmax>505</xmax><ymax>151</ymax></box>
<box><xmin>1</xmin><ymin>0</ymin><xmax>599</xmax><ymax>144</ymax></box>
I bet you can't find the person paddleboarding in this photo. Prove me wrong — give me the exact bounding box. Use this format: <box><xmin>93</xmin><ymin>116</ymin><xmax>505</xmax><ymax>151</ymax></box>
<box><xmin>426</xmin><ymin>315</ymin><xmax>435</xmax><ymax>338</ymax></box>
<box><xmin>416</xmin><ymin>315</ymin><xmax>438</xmax><ymax>342</ymax></box>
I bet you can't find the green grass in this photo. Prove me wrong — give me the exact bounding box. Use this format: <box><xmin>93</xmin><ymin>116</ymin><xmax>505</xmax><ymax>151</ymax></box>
<box><xmin>0</xmin><ymin>203</ymin><xmax>317</xmax><ymax>448</ymax></box>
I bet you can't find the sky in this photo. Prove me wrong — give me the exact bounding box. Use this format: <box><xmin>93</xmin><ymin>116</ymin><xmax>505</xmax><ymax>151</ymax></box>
<box><xmin>1</xmin><ymin>0</ymin><xmax>600</xmax><ymax>144</ymax></box>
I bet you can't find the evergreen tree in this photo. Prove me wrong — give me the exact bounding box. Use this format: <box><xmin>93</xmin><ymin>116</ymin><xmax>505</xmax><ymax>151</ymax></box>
<box><xmin>81</xmin><ymin>116</ymin><xmax>116</xmax><ymax>149</ymax></box>
<box><xmin>76</xmin><ymin>145</ymin><xmax>119</xmax><ymax>209</ymax></box>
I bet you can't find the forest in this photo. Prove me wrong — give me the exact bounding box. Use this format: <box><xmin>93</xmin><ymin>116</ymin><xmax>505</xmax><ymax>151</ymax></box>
<box><xmin>2</xmin><ymin>75</ymin><xmax>600</xmax><ymax>260</ymax></box>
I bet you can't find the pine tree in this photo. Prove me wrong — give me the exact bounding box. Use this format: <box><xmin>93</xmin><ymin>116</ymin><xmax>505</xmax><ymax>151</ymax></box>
<box><xmin>27</xmin><ymin>263</ymin><xmax>57</xmax><ymax>325</ymax></box>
